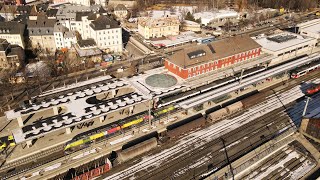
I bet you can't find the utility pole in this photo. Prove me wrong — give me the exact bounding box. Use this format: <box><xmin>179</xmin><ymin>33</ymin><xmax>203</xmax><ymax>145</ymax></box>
<box><xmin>221</xmin><ymin>138</ymin><xmax>234</xmax><ymax>180</ymax></box>
<box><xmin>238</xmin><ymin>69</ymin><xmax>245</xmax><ymax>94</ymax></box>
<box><xmin>302</xmin><ymin>96</ymin><xmax>311</xmax><ymax>117</ymax></box>
<box><xmin>148</xmin><ymin>99</ymin><xmax>152</xmax><ymax>128</ymax></box>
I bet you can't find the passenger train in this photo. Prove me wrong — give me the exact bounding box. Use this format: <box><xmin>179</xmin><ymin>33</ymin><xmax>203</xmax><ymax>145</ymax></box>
<box><xmin>0</xmin><ymin>135</ymin><xmax>15</xmax><ymax>150</ymax></box>
<box><xmin>306</xmin><ymin>83</ymin><xmax>320</xmax><ymax>95</ymax></box>
<box><xmin>64</xmin><ymin>106</ymin><xmax>177</xmax><ymax>153</ymax></box>
<box><xmin>64</xmin><ymin>114</ymin><xmax>153</xmax><ymax>152</ymax></box>
<box><xmin>291</xmin><ymin>59</ymin><xmax>320</xmax><ymax>78</ymax></box>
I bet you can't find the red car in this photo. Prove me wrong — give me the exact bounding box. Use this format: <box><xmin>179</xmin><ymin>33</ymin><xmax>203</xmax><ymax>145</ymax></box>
<box><xmin>307</xmin><ymin>84</ymin><xmax>320</xmax><ymax>95</ymax></box>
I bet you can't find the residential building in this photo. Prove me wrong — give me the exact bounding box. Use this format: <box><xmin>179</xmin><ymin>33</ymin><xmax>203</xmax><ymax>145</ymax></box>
<box><xmin>28</xmin><ymin>4</ymin><xmax>48</xmax><ymax>20</ymax></box>
<box><xmin>56</xmin><ymin>4</ymin><xmax>103</xmax><ymax>22</ymax></box>
<box><xmin>16</xmin><ymin>0</ymin><xmax>25</xmax><ymax>5</ymax></box>
<box><xmin>0</xmin><ymin>21</ymin><xmax>26</xmax><ymax>48</ymax></box>
<box><xmin>0</xmin><ymin>5</ymin><xmax>17</xmax><ymax>21</ymax></box>
<box><xmin>56</xmin><ymin>5</ymin><xmax>107</xmax><ymax>39</ymax></box>
<box><xmin>27</xmin><ymin>16</ymin><xmax>56</xmax><ymax>53</ymax></box>
<box><xmin>0</xmin><ymin>39</ymin><xmax>25</xmax><ymax>69</ymax></box>
<box><xmin>182</xmin><ymin>20</ymin><xmax>201</xmax><ymax>32</ymax></box>
<box><xmin>165</xmin><ymin>35</ymin><xmax>261</xmax><ymax>79</ymax></box>
<box><xmin>55</xmin><ymin>5</ymin><xmax>122</xmax><ymax>53</ymax></box>
<box><xmin>46</xmin><ymin>9</ymin><xmax>58</xmax><ymax>20</ymax></box>
<box><xmin>114</xmin><ymin>4</ymin><xmax>127</xmax><ymax>19</ymax></box>
<box><xmin>297</xmin><ymin>19</ymin><xmax>320</xmax><ymax>40</ymax></box>
<box><xmin>15</xmin><ymin>5</ymin><xmax>33</xmax><ymax>17</ymax></box>
<box><xmin>89</xmin><ymin>15</ymin><xmax>122</xmax><ymax>52</ymax></box>
<box><xmin>138</xmin><ymin>16</ymin><xmax>180</xmax><ymax>39</ymax></box>
<box><xmin>108</xmin><ymin>0</ymin><xmax>136</xmax><ymax>9</ymax></box>
<box><xmin>74</xmin><ymin>39</ymin><xmax>102</xmax><ymax>62</ymax></box>
<box><xmin>54</xmin><ymin>24</ymin><xmax>77</xmax><ymax>49</ymax></box>
<box><xmin>254</xmin><ymin>32</ymin><xmax>317</xmax><ymax>65</ymax></box>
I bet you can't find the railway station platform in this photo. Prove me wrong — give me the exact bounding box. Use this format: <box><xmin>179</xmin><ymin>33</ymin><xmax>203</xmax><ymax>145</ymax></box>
<box><xmin>0</xmin><ymin>58</ymin><xmax>307</xmax><ymax>166</ymax></box>
<box><xmin>4</xmin><ymin>63</ymin><xmax>306</xmax><ymax>179</ymax></box>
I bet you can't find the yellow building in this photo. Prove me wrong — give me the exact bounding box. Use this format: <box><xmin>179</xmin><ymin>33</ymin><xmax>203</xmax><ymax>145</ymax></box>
<box><xmin>138</xmin><ymin>17</ymin><xmax>180</xmax><ymax>40</ymax></box>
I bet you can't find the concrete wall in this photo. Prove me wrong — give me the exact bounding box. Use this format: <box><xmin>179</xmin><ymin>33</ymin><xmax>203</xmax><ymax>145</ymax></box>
<box><xmin>117</xmin><ymin>137</ymin><xmax>158</xmax><ymax>163</ymax></box>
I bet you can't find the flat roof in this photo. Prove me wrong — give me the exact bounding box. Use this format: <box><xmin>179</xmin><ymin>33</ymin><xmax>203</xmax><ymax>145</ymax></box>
<box><xmin>254</xmin><ymin>32</ymin><xmax>315</xmax><ymax>52</ymax></box>
<box><xmin>150</xmin><ymin>31</ymin><xmax>199</xmax><ymax>47</ymax></box>
<box><xmin>297</xmin><ymin>19</ymin><xmax>320</xmax><ymax>29</ymax></box>
<box><xmin>11</xmin><ymin>79</ymin><xmax>152</xmax><ymax>143</ymax></box>
<box><xmin>301</xmin><ymin>23</ymin><xmax>320</xmax><ymax>34</ymax></box>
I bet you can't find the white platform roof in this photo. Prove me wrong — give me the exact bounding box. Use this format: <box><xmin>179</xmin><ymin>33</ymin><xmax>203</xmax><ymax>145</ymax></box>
<box><xmin>297</xmin><ymin>19</ymin><xmax>320</xmax><ymax>29</ymax></box>
<box><xmin>300</xmin><ymin>23</ymin><xmax>320</xmax><ymax>34</ymax></box>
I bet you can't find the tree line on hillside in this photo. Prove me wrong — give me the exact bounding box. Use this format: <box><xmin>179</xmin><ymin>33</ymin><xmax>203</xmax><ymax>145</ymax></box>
<box><xmin>246</xmin><ymin>0</ymin><xmax>318</xmax><ymax>11</ymax></box>
<box><xmin>138</xmin><ymin>0</ymin><xmax>318</xmax><ymax>12</ymax></box>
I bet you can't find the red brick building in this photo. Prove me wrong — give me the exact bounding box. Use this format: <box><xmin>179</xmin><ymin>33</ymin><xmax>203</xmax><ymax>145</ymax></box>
<box><xmin>165</xmin><ymin>35</ymin><xmax>262</xmax><ymax>79</ymax></box>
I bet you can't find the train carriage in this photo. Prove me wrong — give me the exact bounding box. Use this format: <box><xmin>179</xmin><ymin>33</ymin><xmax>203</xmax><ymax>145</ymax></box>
<box><xmin>291</xmin><ymin>60</ymin><xmax>320</xmax><ymax>78</ymax></box>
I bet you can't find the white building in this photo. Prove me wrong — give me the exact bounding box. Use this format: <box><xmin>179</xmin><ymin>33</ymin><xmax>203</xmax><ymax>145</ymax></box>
<box><xmin>297</xmin><ymin>19</ymin><xmax>320</xmax><ymax>40</ymax></box>
<box><xmin>54</xmin><ymin>24</ymin><xmax>77</xmax><ymax>49</ymax></box>
<box><xmin>0</xmin><ymin>22</ymin><xmax>26</xmax><ymax>49</ymax></box>
<box><xmin>193</xmin><ymin>10</ymin><xmax>239</xmax><ymax>26</ymax></box>
<box><xmin>89</xmin><ymin>15</ymin><xmax>123</xmax><ymax>52</ymax></box>
<box><xmin>182</xmin><ymin>20</ymin><xmax>201</xmax><ymax>32</ymax></box>
<box><xmin>114</xmin><ymin>4</ymin><xmax>128</xmax><ymax>19</ymax></box>
<box><xmin>57</xmin><ymin>5</ymin><xmax>107</xmax><ymax>40</ymax></box>
<box><xmin>254</xmin><ymin>32</ymin><xmax>317</xmax><ymax>65</ymax></box>
<box><xmin>138</xmin><ymin>17</ymin><xmax>180</xmax><ymax>39</ymax></box>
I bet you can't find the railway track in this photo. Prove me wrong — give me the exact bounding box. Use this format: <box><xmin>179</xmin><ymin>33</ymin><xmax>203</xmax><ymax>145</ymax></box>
<box><xmin>104</xmin><ymin>72</ymin><xmax>320</xmax><ymax>179</ymax></box>
<box><xmin>151</xmin><ymin>78</ymin><xmax>320</xmax><ymax>179</ymax></box>
<box><xmin>3</xmin><ymin>65</ymin><xmax>320</xmax><ymax>179</ymax></box>
<box><xmin>131</xmin><ymin>79</ymin><xmax>320</xmax><ymax>180</ymax></box>
<box><xmin>0</xmin><ymin>145</ymin><xmax>64</xmax><ymax>178</ymax></box>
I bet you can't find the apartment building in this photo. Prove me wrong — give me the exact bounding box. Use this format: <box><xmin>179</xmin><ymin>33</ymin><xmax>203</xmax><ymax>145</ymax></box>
<box><xmin>27</xmin><ymin>16</ymin><xmax>56</xmax><ymax>53</ymax></box>
<box><xmin>138</xmin><ymin>16</ymin><xmax>180</xmax><ymax>39</ymax></box>
<box><xmin>54</xmin><ymin>24</ymin><xmax>77</xmax><ymax>49</ymax></box>
<box><xmin>0</xmin><ymin>22</ymin><xmax>26</xmax><ymax>49</ymax></box>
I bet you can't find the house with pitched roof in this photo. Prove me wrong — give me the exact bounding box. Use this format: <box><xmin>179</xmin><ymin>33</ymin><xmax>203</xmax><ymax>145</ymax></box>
<box><xmin>0</xmin><ymin>39</ymin><xmax>25</xmax><ymax>69</ymax></box>
<box><xmin>27</xmin><ymin>16</ymin><xmax>56</xmax><ymax>53</ymax></box>
<box><xmin>0</xmin><ymin>21</ymin><xmax>26</xmax><ymax>48</ymax></box>
<box><xmin>89</xmin><ymin>14</ymin><xmax>122</xmax><ymax>52</ymax></box>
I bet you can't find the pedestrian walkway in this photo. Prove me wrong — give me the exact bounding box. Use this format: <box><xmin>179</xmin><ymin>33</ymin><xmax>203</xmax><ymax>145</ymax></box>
<box><xmin>295</xmin><ymin>133</ymin><xmax>320</xmax><ymax>161</ymax></box>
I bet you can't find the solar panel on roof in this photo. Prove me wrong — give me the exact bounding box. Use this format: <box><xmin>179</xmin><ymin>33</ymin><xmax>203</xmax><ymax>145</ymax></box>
<box><xmin>187</xmin><ymin>50</ymin><xmax>206</xmax><ymax>59</ymax></box>
<box><xmin>267</xmin><ymin>34</ymin><xmax>297</xmax><ymax>43</ymax></box>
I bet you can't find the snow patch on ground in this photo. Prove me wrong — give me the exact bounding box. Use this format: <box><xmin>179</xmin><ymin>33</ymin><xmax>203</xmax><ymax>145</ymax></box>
<box><xmin>287</xmin><ymin>159</ymin><xmax>315</xmax><ymax>179</ymax></box>
<box><xmin>251</xmin><ymin>151</ymin><xmax>301</xmax><ymax>179</ymax></box>
<box><xmin>104</xmin><ymin>83</ymin><xmax>307</xmax><ymax>180</ymax></box>
<box><xmin>72</xmin><ymin>148</ymin><xmax>97</xmax><ymax>160</ymax></box>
